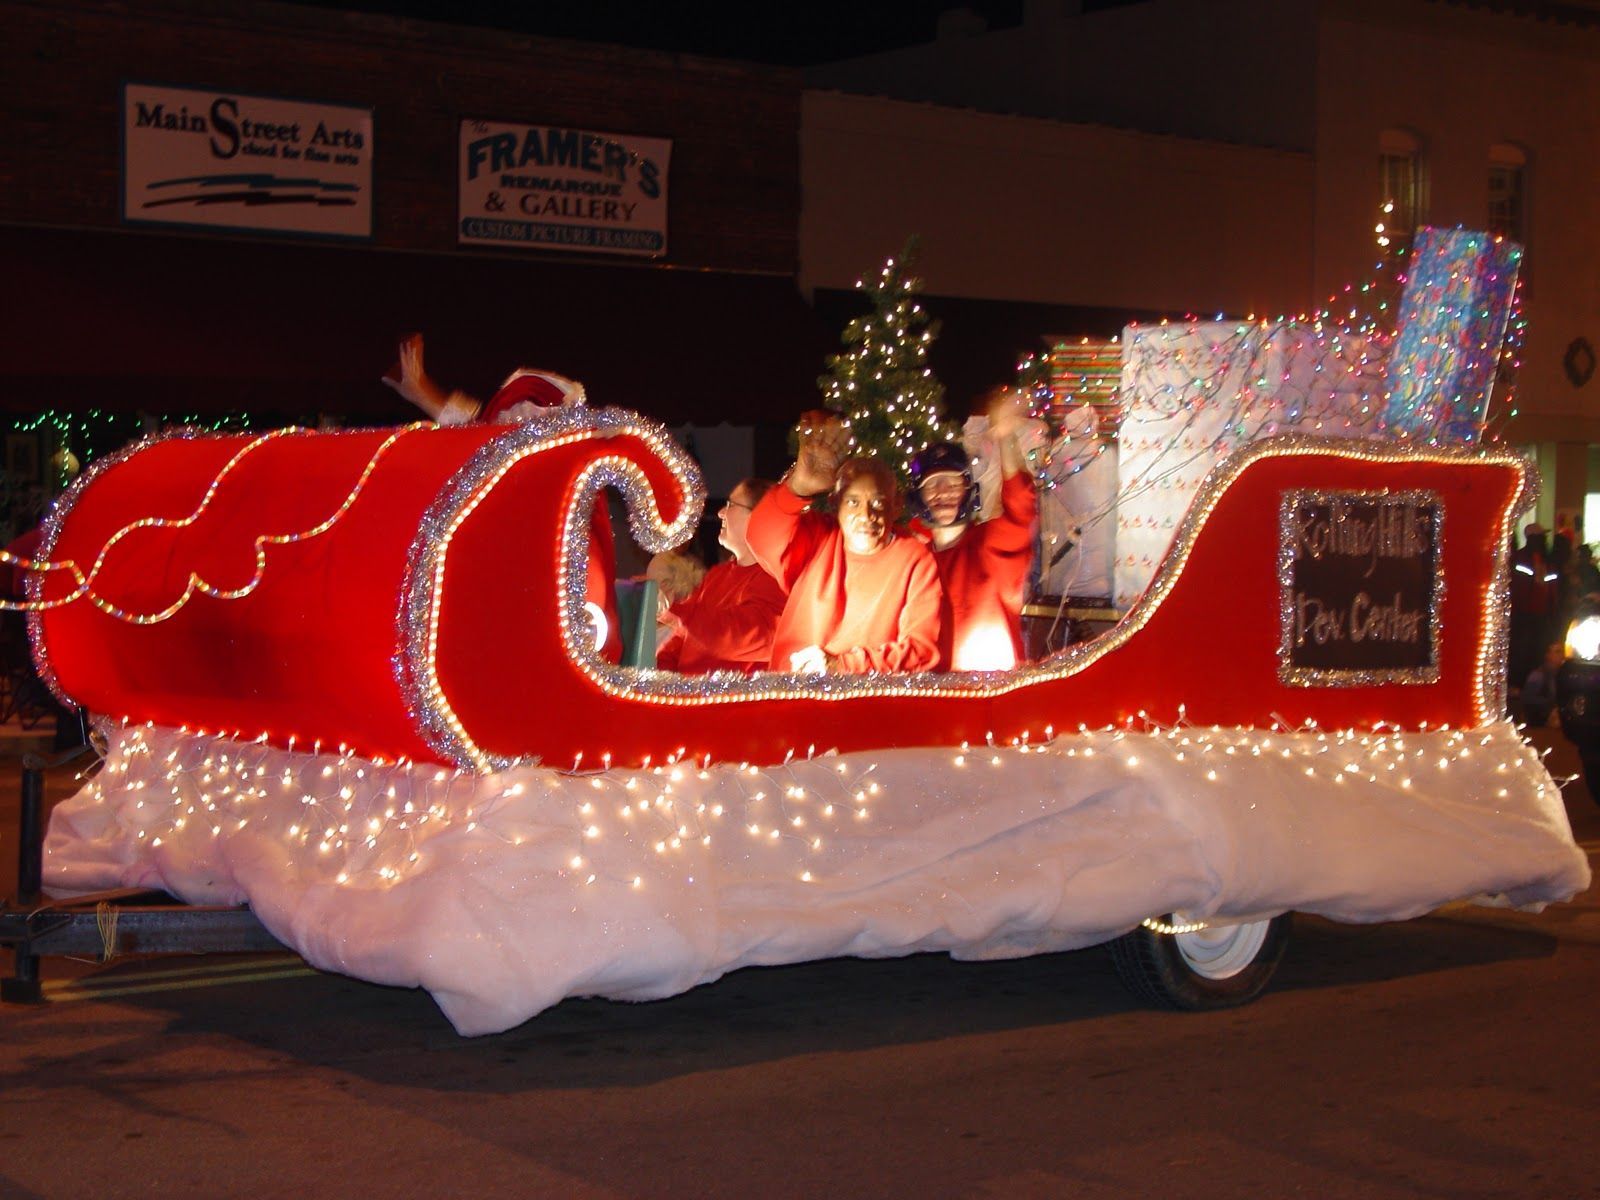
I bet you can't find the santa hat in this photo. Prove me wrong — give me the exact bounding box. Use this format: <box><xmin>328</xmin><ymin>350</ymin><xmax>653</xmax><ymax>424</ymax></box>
<box><xmin>481</xmin><ymin>369</ymin><xmax>586</xmax><ymax>422</ymax></box>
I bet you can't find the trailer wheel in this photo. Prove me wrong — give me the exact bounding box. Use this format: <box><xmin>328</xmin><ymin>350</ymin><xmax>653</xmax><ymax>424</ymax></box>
<box><xmin>1108</xmin><ymin>913</ymin><xmax>1291</xmax><ymax>1010</ymax></box>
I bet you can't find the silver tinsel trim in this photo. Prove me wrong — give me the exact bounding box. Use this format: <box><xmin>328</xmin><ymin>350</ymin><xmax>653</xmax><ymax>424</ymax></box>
<box><xmin>1483</xmin><ymin>448</ymin><xmax>1537</xmax><ymax>719</ymax></box>
<box><xmin>398</xmin><ymin>408</ymin><xmax>705</xmax><ymax>770</ymax></box>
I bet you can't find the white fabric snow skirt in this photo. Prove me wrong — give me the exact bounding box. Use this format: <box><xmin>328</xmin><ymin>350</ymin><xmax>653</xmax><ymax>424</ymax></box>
<box><xmin>43</xmin><ymin>719</ymin><xmax>1591</xmax><ymax>1035</ymax></box>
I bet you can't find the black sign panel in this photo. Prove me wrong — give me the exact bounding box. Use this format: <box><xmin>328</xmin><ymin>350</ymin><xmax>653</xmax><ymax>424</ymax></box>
<box><xmin>1279</xmin><ymin>490</ymin><xmax>1441</xmax><ymax>685</ymax></box>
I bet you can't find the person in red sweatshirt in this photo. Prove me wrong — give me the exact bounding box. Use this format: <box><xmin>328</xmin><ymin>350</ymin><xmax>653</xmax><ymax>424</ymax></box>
<box><xmin>909</xmin><ymin>388</ymin><xmax>1038</xmax><ymax>671</ymax></box>
<box><xmin>657</xmin><ymin>477</ymin><xmax>787</xmax><ymax>673</ymax></box>
<box><xmin>749</xmin><ymin>413</ymin><xmax>943</xmax><ymax>674</ymax></box>
<box><xmin>383</xmin><ymin>333</ymin><xmax>620</xmax><ymax>661</ymax></box>
<box><xmin>383</xmin><ymin>332</ymin><xmax>588</xmax><ymax>423</ymax></box>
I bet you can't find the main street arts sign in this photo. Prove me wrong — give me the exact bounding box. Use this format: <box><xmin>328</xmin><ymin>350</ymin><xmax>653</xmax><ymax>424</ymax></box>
<box><xmin>122</xmin><ymin>83</ymin><xmax>373</xmax><ymax>240</ymax></box>
<box><xmin>1278</xmin><ymin>489</ymin><xmax>1442</xmax><ymax>686</ymax></box>
<box><xmin>458</xmin><ymin>118</ymin><xmax>671</xmax><ymax>258</ymax></box>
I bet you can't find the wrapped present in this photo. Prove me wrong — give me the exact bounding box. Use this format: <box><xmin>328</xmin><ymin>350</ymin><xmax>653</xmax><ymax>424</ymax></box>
<box><xmin>1385</xmin><ymin>227</ymin><xmax>1522</xmax><ymax>443</ymax></box>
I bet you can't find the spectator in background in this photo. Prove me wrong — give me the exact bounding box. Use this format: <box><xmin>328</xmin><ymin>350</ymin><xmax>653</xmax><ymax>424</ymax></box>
<box><xmin>4</xmin><ymin>525</ymin><xmax>42</xmax><ymax>600</ymax></box>
<box><xmin>1521</xmin><ymin>641</ymin><xmax>1564</xmax><ymax>727</ymax></box>
<box><xmin>749</xmin><ymin>413</ymin><xmax>942</xmax><ymax>675</ymax></box>
<box><xmin>1553</xmin><ymin>511</ymin><xmax>1577</xmax><ymax>571</ymax></box>
<box><xmin>1510</xmin><ymin>522</ymin><xmax>1560</xmax><ymax>691</ymax></box>
<box><xmin>656</xmin><ymin>478</ymin><xmax>786</xmax><ymax>674</ymax></box>
<box><xmin>1575</xmin><ymin>543</ymin><xmax>1600</xmax><ymax>602</ymax></box>
<box><xmin>0</xmin><ymin>522</ymin><xmax>81</xmax><ymax>747</ymax></box>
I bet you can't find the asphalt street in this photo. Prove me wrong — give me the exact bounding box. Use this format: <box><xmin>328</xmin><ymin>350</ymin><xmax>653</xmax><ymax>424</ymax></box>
<box><xmin>1</xmin><ymin>727</ymin><xmax>1597</xmax><ymax>1199</ymax></box>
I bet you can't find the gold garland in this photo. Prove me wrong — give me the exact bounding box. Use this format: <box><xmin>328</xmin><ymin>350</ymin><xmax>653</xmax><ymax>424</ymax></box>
<box><xmin>3</xmin><ymin>424</ymin><xmax>425</xmax><ymax>624</ymax></box>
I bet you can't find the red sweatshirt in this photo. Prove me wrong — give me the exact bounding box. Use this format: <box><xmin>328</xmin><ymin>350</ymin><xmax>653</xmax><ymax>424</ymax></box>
<box><xmin>657</xmin><ymin>559</ymin><xmax>786</xmax><ymax>674</ymax></box>
<box><xmin>930</xmin><ymin>470</ymin><xmax>1038</xmax><ymax>671</ymax></box>
<box><xmin>749</xmin><ymin>485</ymin><xmax>943</xmax><ymax>673</ymax></box>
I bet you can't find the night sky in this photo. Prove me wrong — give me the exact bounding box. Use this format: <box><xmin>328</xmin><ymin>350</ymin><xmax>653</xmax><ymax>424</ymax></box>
<box><xmin>279</xmin><ymin>0</ymin><xmax>1148</xmax><ymax>65</ymax></box>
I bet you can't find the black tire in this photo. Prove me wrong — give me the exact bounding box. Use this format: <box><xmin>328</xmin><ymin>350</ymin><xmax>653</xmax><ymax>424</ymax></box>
<box><xmin>1108</xmin><ymin>913</ymin><xmax>1291</xmax><ymax>1010</ymax></box>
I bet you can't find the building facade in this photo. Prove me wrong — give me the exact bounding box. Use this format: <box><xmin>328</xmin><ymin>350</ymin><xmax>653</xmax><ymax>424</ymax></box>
<box><xmin>808</xmin><ymin>0</ymin><xmax>1600</xmax><ymax>522</ymax></box>
<box><xmin>5</xmin><ymin>0</ymin><xmax>1597</xmax><ymax>531</ymax></box>
<box><xmin>2</xmin><ymin>0</ymin><xmax>821</xmax><ymax>431</ymax></box>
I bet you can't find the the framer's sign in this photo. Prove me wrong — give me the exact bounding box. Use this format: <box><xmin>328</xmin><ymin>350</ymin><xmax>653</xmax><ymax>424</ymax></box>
<box><xmin>122</xmin><ymin>83</ymin><xmax>372</xmax><ymax>240</ymax></box>
<box><xmin>1279</xmin><ymin>490</ymin><xmax>1442</xmax><ymax>686</ymax></box>
<box><xmin>458</xmin><ymin>118</ymin><xmax>670</xmax><ymax>257</ymax></box>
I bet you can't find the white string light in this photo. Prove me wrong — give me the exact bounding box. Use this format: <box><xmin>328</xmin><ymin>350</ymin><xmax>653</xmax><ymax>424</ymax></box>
<box><xmin>68</xmin><ymin>711</ymin><xmax>1558</xmax><ymax>903</ymax></box>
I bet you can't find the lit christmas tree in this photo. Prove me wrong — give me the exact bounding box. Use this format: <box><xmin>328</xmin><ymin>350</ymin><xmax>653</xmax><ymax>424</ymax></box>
<box><xmin>818</xmin><ymin>238</ymin><xmax>958</xmax><ymax>483</ymax></box>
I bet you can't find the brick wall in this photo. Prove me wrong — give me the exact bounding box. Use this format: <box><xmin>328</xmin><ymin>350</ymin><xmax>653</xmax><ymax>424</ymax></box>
<box><xmin>1</xmin><ymin>0</ymin><xmax>800</xmax><ymax>273</ymax></box>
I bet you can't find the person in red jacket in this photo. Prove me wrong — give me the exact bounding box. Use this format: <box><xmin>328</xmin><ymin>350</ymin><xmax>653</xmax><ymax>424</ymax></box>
<box><xmin>383</xmin><ymin>333</ymin><xmax>587</xmax><ymax>423</ymax></box>
<box><xmin>909</xmin><ymin>388</ymin><xmax>1038</xmax><ymax>671</ymax></box>
<box><xmin>657</xmin><ymin>477</ymin><xmax>787</xmax><ymax>673</ymax></box>
<box><xmin>383</xmin><ymin>333</ymin><xmax>620</xmax><ymax>661</ymax></box>
<box><xmin>749</xmin><ymin>413</ymin><xmax>943</xmax><ymax>675</ymax></box>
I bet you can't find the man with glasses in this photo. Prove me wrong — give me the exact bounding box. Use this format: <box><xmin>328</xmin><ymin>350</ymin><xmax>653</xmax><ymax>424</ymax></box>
<box><xmin>656</xmin><ymin>478</ymin><xmax>786</xmax><ymax>674</ymax></box>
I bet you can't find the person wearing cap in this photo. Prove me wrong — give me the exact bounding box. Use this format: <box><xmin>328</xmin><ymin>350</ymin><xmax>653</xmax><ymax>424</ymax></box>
<box><xmin>656</xmin><ymin>477</ymin><xmax>787</xmax><ymax>674</ymax></box>
<box><xmin>1552</xmin><ymin>510</ymin><xmax>1576</xmax><ymax>572</ymax></box>
<box><xmin>909</xmin><ymin>387</ymin><xmax>1038</xmax><ymax>671</ymax></box>
<box><xmin>748</xmin><ymin>413</ymin><xmax>943</xmax><ymax>675</ymax></box>
<box><xmin>384</xmin><ymin>333</ymin><xmax>587</xmax><ymax>423</ymax></box>
<box><xmin>1511</xmin><ymin>520</ymin><xmax>1560</xmax><ymax>691</ymax></box>
<box><xmin>382</xmin><ymin>333</ymin><xmax>620</xmax><ymax>661</ymax></box>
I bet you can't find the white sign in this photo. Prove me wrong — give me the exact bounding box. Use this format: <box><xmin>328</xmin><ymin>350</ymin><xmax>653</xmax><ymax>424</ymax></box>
<box><xmin>123</xmin><ymin>83</ymin><xmax>373</xmax><ymax>240</ymax></box>
<box><xmin>458</xmin><ymin>119</ymin><xmax>670</xmax><ymax>257</ymax></box>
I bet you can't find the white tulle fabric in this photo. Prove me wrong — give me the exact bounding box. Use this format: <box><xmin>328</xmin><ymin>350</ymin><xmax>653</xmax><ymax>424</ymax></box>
<box><xmin>43</xmin><ymin>720</ymin><xmax>1589</xmax><ymax>1035</ymax></box>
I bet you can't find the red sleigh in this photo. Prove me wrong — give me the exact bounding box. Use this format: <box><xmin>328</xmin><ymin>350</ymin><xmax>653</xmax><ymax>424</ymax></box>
<box><xmin>31</xmin><ymin>407</ymin><xmax>1527</xmax><ymax>770</ymax></box>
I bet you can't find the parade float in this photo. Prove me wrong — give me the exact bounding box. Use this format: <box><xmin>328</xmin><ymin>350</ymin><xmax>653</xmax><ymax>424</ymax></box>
<box><xmin>2</xmin><ymin>229</ymin><xmax>1589</xmax><ymax>1035</ymax></box>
